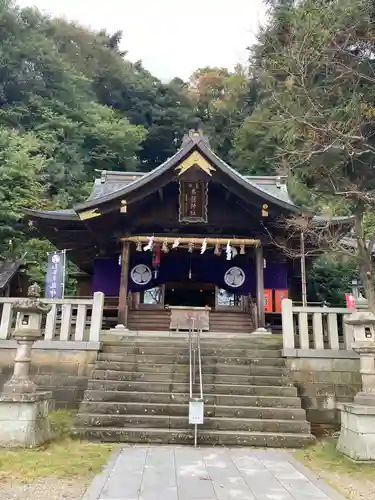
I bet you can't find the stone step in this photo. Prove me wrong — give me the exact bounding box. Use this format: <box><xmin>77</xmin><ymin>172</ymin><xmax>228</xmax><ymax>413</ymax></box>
<box><xmin>94</xmin><ymin>361</ymin><xmax>287</xmax><ymax>377</ymax></box>
<box><xmin>84</xmin><ymin>390</ymin><xmax>302</xmax><ymax>407</ymax></box>
<box><xmin>101</xmin><ymin>345</ymin><xmax>281</xmax><ymax>358</ymax></box>
<box><xmin>97</xmin><ymin>353</ymin><xmax>285</xmax><ymax>366</ymax></box>
<box><xmin>210</xmin><ymin>319</ymin><xmax>253</xmax><ymax>326</ymax></box>
<box><xmin>76</xmin><ymin>413</ymin><xmax>310</xmax><ymax>434</ymax></box>
<box><xmin>100</xmin><ymin>336</ymin><xmax>283</xmax><ymax>348</ymax></box>
<box><xmin>100</xmin><ymin>345</ymin><xmax>281</xmax><ymax>357</ymax></box>
<box><xmin>79</xmin><ymin>401</ymin><xmax>308</xmax><ymax>420</ymax></box>
<box><xmin>209</xmin><ymin>326</ymin><xmax>253</xmax><ymax>334</ymax></box>
<box><xmin>73</xmin><ymin>427</ymin><xmax>314</xmax><ymax>448</ymax></box>
<box><xmin>91</xmin><ymin>370</ymin><xmax>290</xmax><ymax>386</ymax></box>
<box><xmin>128</xmin><ymin>320</ymin><xmax>171</xmax><ymax>326</ymax></box>
<box><xmin>87</xmin><ymin>380</ymin><xmax>298</xmax><ymax>397</ymax></box>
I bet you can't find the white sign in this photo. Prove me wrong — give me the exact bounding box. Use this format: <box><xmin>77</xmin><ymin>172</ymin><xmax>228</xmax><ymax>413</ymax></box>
<box><xmin>189</xmin><ymin>399</ymin><xmax>204</xmax><ymax>425</ymax></box>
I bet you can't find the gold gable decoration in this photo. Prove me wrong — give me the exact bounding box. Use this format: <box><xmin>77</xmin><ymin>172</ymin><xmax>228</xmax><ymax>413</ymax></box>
<box><xmin>78</xmin><ymin>208</ymin><xmax>101</xmax><ymax>220</ymax></box>
<box><xmin>175</xmin><ymin>151</ymin><xmax>215</xmax><ymax>176</ymax></box>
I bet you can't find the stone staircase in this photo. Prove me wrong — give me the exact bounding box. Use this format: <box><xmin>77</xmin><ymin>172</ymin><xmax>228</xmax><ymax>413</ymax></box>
<box><xmin>127</xmin><ymin>309</ymin><xmax>170</xmax><ymax>331</ymax></box>
<box><xmin>127</xmin><ymin>309</ymin><xmax>253</xmax><ymax>333</ymax></box>
<box><xmin>74</xmin><ymin>335</ymin><xmax>314</xmax><ymax>447</ymax></box>
<box><xmin>210</xmin><ymin>310</ymin><xmax>253</xmax><ymax>333</ymax></box>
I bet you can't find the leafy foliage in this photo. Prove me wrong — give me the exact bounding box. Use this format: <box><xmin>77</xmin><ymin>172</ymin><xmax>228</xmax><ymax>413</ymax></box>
<box><xmin>1</xmin><ymin>0</ymin><xmax>372</xmax><ymax>304</ymax></box>
<box><xmin>0</xmin><ymin>0</ymin><xmax>147</xmax><ymax>286</ymax></box>
<box><xmin>237</xmin><ymin>0</ymin><xmax>375</xmax><ymax>308</ymax></box>
<box><xmin>307</xmin><ymin>255</ymin><xmax>358</xmax><ymax>306</ymax></box>
<box><xmin>0</xmin><ymin>128</ymin><xmax>46</xmax><ymax>256</ymax></box>
<box><xmin>189</xmin><ymin>66</ymin><xmax>259</xmax><ymax>165</ymax></box>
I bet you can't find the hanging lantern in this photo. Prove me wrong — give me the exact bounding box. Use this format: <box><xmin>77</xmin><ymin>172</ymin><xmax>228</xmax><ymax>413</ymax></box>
<box><xmin>136</xmin><ymin>240</ymin><xmax>142</xmax><ymax>252</ymax></box>
<box><xmin>240</xmin><ymin>244</ymin><xmax>245</xmax><ymax>255</ymax></box>
<box><xmin>214</xmin><ymin>243</ymin><xmax>221</xmax><ymax>256</ymax></box>
<box><xmin>188</xmin><ymin>241</ymin><xmax>194</xmax><ymax>253</ymax></box>
<box><xmin>162</xmin><ymin>239</ymin><xmax>169</xmax><ymax>253</ymax></box>
<box><xmin>262</xmin><ymin>204</ymin><xmax>269</xmax><ymax>217</ymax></box>
<box><xmin>120</xmin><ymin>199</ymin><xmax>127</xmax><ymax>214</ymax></box>
<box><xmin>152</xmin><ymin>246</ymin><xmax>161</xmax><ymax>278</ymax></box>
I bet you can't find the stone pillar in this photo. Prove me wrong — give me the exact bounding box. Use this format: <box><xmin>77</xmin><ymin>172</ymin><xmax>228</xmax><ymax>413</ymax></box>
<box><xmin>337</xmin><ymin>311</ymin><xmax>375</xmax><ymax>460</ymax></box>
<box><xmin>3</xmin><ymin>339</ymin><xmax>37</xmax><ymax>394</ymax></box>
<box><xmin>255</xmin><ymin>245</ymin><xmax>266</xmax><ymax>331</ymax></box>
<box><xmin>117</xmin><ymin>240</ymin><xmax>130</xmax><ymax>328</ymax></box>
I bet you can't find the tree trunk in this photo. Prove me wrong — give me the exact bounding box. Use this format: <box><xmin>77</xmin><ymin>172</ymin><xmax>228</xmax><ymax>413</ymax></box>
<box><xmin>355</xmin><ymin>209</ymin><xmax>375</xmax><ymax>312</ymax></box>
<box><xmin>359</xmin><ymin>258</ymin><xmax>375</xmax><ymax>313</ymax></box>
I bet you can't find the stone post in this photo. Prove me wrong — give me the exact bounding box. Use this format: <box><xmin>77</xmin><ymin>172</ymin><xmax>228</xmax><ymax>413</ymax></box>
<box><xmin>0</xmin><ymin>283</ymin><xmax>53</xmax><ymax>447</ymax></box>
<box><xmin>337</xmin><ymin>311</ymin><xmax>375</xmax><ymax>460</ymax></box>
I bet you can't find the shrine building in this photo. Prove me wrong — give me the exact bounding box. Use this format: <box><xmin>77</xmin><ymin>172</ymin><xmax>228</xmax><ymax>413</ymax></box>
<box><xmin>25</xmin><ymin>130</ymin><xmax>344</xmax><ymax>334</ymax></box>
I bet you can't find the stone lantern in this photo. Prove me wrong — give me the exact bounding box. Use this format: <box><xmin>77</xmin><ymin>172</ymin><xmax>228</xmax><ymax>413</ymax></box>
<box><xmin>0</xmin><ymin>283</ymin><xmax>53</xmax><ymax>447</ymax></box>
<box><xmin>337</xmin><ymin>310</ymin><xmax>375</xmax><ymax>460</ymax></box>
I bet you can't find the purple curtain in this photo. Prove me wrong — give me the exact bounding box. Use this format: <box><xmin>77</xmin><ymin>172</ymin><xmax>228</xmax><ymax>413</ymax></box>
<box><xmin>92</xmin><ymin>252</ymin><xmax>288</xmax><ymax>297</ymax></box>
<box><xmin>92</xmin><ymin>258</ymin><xmax>121</xmax><ymax>296</ymax></box>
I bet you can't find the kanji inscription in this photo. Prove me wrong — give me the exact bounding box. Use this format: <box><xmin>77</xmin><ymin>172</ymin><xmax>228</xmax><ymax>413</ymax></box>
<box><xmin>179</xmin><ymin>181</ymin><xmax>208</xmax><ymax>223</ymax></box>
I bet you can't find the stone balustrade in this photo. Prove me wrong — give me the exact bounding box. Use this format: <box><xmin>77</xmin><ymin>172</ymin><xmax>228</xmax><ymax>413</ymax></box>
<box><xmin>0</xmin><ymin>292</ymin><xmax>104</xmax><ymax>343</ymax></box>
<box><xmin>282</xmin><ymin>299</ymin><xmax>355</xmax><ymax>354</ymax></box>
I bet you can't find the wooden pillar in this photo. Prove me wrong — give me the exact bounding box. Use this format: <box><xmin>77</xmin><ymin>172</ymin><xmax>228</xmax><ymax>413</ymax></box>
<box><xmin>118</xmin><ymin>241</ymin><xmax>130</xmax><ymax>327</ymax></box>
<box><xmin>255</xmin><ymin>244</ymin><xmax>265</xmax><ymax>328</ymax></box>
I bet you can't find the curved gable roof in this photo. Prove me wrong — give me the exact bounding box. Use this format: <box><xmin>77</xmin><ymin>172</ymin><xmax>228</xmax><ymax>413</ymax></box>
<box><xmin>25</xmin><ymin>129</ymin><xmax>307</xmax><ymax>221</ymax></box>
<box><xmin>73</xmin><ymin>131</ymin><xmax>302</xmax><ymax>214</ymax></box>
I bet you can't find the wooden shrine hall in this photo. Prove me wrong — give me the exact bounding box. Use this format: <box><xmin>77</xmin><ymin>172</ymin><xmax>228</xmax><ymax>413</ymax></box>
<box><xmin>25</xmin><ymin>130</ymin><xmax>338</xmax><ymax>334</ymax></box>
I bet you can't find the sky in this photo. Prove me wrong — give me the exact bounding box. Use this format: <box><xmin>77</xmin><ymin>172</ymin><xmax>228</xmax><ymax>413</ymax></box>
<box><xmin>16</xmin><ymin>0</ymin><xmax>268</xmax><ymax>81</ymax></box>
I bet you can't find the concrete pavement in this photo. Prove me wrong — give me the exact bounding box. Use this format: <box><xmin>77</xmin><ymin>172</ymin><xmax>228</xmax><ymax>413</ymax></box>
<box><xmin>82</xmin><ymin>446</ymin><xmax>345</xmax><ymax>500</ymax></box>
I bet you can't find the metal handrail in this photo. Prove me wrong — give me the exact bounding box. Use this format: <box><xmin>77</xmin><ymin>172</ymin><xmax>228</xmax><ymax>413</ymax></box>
<box><xmin>188</xmin><ymin>314</ymin><xmax>204</xmax><ymax>447</ymax></box>
<box><xmin>196</xmin><ymin>323</ymin><xmax>203</xmax><ymax>401</ymax></box>
<box><xmin>189</xmin><ymin>317</ymin><xmax>193</xmax><ymax>400</ymax></box>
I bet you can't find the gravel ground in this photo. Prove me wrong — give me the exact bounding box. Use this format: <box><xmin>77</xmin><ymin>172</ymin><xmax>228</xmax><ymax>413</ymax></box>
<box><xmin>309</xmin><ymin>469</ymin><xmax>375</xmax><ymax>500</ymax></box>
<box><xmin>0</xmin><ymin>478</ymin><xmax>85</xmax><ymax>500</ymax></box>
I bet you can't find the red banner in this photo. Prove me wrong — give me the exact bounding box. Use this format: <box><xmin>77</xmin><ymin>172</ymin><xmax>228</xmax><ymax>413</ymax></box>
<box><xmin>264</xmin><ymin>289</ymin><xmax>273</xmax><ymax>312</ymax></box>
<box><xmin>345</xmin><ymin>293</ymin><xmax>356</xmax><ymax>310</ymax></box>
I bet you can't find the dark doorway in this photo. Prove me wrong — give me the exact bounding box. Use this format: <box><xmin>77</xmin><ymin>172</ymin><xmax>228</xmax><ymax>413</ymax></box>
<box><xmin>164</xmin><ymin>281</ymin><xmax>215</xmax><ymax>307</ymax></box>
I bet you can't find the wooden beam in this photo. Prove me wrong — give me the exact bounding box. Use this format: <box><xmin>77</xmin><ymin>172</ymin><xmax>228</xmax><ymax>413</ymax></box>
<box><xmin>121</xmin><ymin>235</ymin><xmax>260</xmax><ymax>246</ymax></box>
<box><xmin>255</xmin><ymin>245</ymin><xmax>265</xmax><ymax>328</ymax></box>
<box><xmin>118</xmin><ymin>241</ymin><xmax>130</xmax><ymax>327</ymax></box>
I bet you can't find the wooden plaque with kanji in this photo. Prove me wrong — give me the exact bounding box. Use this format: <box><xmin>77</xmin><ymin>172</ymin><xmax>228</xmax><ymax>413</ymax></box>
<box><xmin>178</xmin><ymin>181</ymin><xmax>208</xmax><ymax>223</ymax></box>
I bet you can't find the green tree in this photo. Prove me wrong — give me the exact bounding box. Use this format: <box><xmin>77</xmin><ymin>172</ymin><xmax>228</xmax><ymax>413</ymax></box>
<box><xmin>44</xmin><ymin>18</ymin><xmax>194</xmax><ymax>169</ymax></box>
<box><xmin>0</xmin><ymin>0</ymin><xmax>147</xmax><ymax>287</ymax></box>
<box><xmin>307</xmin><ymin>255</ymin><xmax>357</xmax><ymax>307</ymax></box>
<box><xmin>0</xmin><ymin>1</ymin><xmax>146</xmax><ymax>204</ymax></box>
<box><xmin>0</xmin><ymin>127</ymin><xmax>47</xmax><ymax>256</ymax></box>
<box><xmin>188</xmin><ymin>66</ymin><xmax>258</xmax><ymax>164</ymax></box>
<box><xmin>247</xmin><ymin>0</ymin><xmax>375</xmax><ymax>308</ymax></box>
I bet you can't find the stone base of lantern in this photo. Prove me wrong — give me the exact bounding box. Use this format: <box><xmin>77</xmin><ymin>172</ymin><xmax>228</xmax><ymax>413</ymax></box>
<box><xmin>337</xmin><ymin>403</ymin><xmax>375</xmax><ymax>461</ymax></box>
<box><xmin>0</xmin><ymin>391</ymin><xmax>52</xmax><ymax>448</ymax></box>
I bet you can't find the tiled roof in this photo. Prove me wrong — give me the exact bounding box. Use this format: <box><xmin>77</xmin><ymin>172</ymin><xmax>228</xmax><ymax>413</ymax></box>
<box><xmin>0</xmin><ymin>260</ymin><xmax>21</xmax><ymax>290</ymax></box>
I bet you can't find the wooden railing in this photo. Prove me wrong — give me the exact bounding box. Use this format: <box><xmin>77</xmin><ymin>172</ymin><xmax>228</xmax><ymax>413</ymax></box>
<box><xmin>281</xmin><ymin>299</ymin><xmax>354</xmax><ymax>352</ymax></box>
<box><xmin>0</xmin><ymin>292</ymin><xmax>104</xmax><ymax>343</ymax></box>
